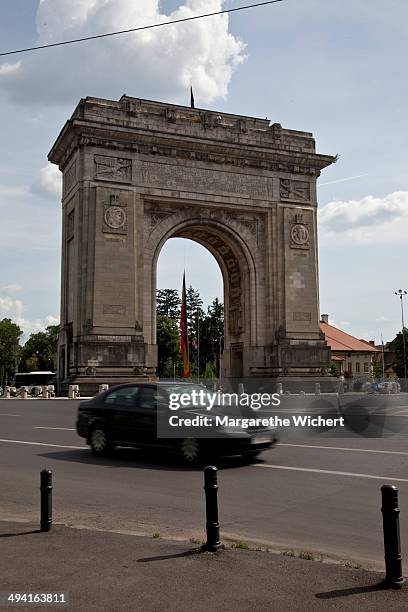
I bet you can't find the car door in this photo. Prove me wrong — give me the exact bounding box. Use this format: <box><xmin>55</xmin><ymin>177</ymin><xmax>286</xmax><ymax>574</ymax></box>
<box><xmin>132</xmin><ymin>385</ymin><xmax>161</xmax><ymax>444</ymax></box>
<box><xmin>102</xmin><ymin>385</ymin><xmax>140</xmax><ymax>443</ymax></box>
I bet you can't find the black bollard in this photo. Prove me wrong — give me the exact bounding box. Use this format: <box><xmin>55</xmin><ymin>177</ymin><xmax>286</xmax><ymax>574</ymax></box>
<box><xmin>40</xmin><ymin>470</ymin><xmax>53</xmax><ymax>532</ymax></box>
<box><xmin>203</xmin><ymin>466</ymin><xmax>222</xmax><ymax>551</ymax></box>
<box><xmin>381</xmin><ymin>484</ymin><xmax>405</xmax><ymax>587</ymax></box>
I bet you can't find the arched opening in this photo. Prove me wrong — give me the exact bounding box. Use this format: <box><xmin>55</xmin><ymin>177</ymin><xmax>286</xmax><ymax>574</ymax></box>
<box><xmin>145</xmin><ymin>214</ymin><xmax>258</xmax><ymax>379</ymax></box>
<box><xmin>157</xmin><ymin>237</ymin><xmax>223</xmax><ymax>379</ymax></box>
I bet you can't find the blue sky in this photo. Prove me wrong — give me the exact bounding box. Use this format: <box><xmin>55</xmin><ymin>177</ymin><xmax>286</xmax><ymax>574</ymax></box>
<box><xmin>0</xmin><ymin>0</ymin><xmax>407</xmax><ymax>342</ymax></box>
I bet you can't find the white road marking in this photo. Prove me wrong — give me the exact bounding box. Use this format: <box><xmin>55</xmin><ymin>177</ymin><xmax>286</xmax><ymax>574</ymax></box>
<box><xmin>34</xmin><ymin>427</ymin><xmax>76</xmax><ymax>431</ymax></box>
<box><xmin>0</xmin><ymin>413</ymin><xmax>21</xmax><ymax>417</ymax></box>
<box><xmin>254</xmin><ymin>463</ymin><xmax>408</xmax><ymax>483</ymax></box>
<box><xmin>0</xmin><ymin>438</ymin><xmax>86</xmax><ymax>450</ymax></box>
<box><xmin>279</xmin><ymin>443</ymin><xmax>408</xmax><ymax>456</ymax></box>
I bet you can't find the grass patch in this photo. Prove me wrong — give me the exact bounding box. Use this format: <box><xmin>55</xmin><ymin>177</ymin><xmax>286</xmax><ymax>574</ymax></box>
<box><xmin>282</xmin><ymin>549</ymin><xmax>319</xmax><ymax>561</ymax></box>
<box><xmin>298</xmin><ymin>551</ymin><xmax>316</xmax><ymax>561</ymax></box>
<box><xmin>231</xmin><ymin>542</ymin><xmax>249</xmax><ymax>550</ymax></box>
<box><xmin>152</xmin><ymin>532</ymin><xmax>160</xmax><ymax>539</ymax></box>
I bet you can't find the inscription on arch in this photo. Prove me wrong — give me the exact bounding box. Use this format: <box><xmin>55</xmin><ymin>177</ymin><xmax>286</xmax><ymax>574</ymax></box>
<box><xmin>137</xmin><ymin>160</ymin><xmax>271</xmax><ymax>200</ymax></box>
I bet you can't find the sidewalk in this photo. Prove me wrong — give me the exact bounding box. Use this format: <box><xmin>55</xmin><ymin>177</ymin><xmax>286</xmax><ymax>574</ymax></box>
<box><xmin>1</xmin><ymin>521</ymin><xmax>407</xmax><ymax>612</ymax></box>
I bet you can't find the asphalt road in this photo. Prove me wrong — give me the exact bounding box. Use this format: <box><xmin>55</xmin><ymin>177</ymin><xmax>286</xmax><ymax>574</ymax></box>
<box><xmin>2</xmin><ymin>397</ymin><xmax>408</xmax><ymax>569</ymax></box>
<box><xmin>3</xmin><ymin>522</ymin><xmax>408</xmax><ymax>612</ymax></box>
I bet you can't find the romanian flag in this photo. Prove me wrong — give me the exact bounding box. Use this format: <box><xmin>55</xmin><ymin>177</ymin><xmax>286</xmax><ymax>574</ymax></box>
<box><xmin>180</xmin><ymin>272</ymin><xmax>190</xmax><ymax>378</ymax></box>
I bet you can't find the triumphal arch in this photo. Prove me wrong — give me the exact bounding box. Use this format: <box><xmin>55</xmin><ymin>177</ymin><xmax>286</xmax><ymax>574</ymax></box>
<box><xmin>49</xmin><ymin>95</ymin><xmax>334</xmax><ymax>391</ymax></box>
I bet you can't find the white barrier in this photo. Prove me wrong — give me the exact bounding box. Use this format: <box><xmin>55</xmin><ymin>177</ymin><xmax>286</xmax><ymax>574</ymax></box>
<box><xmin>47</xmin><ymin>385</ymin><xmax>56</xmax><ymax>398</ymax></box>
<box><xmin>315</xmin><ymin>382</ymin><xmax>321</xmax><ymax>395</ymax></box>
<box><xmin>276</xmin><ymin>383</ymin><xmax>283</xmax><ymax>395</ymax></box>
<box><xmin>68</xmin><ymin>384</ymin><xmax>80</xmax><ymax>399</ymax></box>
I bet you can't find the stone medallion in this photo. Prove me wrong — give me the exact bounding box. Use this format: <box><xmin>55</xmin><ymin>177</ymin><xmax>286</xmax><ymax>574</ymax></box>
<box><xmin>104</xmin><ymin>205</ymin><xmax>127</xmax><ymax>230</ymax></box>
<box><xmin>290</xmin><ymin>223</ymin><xmax>309</xmax><ymax>246</ymax></box>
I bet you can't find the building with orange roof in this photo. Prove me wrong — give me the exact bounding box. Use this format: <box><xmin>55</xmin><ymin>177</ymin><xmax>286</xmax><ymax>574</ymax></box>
<box><xmin>319</xmin><ymin>314</ymin><xmax>379</xmax><ymax>378</ymax></box>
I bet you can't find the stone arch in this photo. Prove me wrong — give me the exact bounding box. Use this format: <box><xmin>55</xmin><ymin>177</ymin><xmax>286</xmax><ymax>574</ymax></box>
<box><xmin>49</xmin><ymin>95</ymin><xmax>334</xmax><ymax>392</ymax></box>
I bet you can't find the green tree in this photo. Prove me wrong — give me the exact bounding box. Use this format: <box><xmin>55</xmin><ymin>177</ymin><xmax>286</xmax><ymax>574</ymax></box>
<box><xmin>0</xmin><ymin>318</ymin><xmax>23</xmax><ymax>387</ymax></box>
<box><xmin>20</xmin><ymin>324</ymin><xmax>60</xmax><ymax>372</ymax></box>
<box><xmin>329</xmin><ymin>363</ymin><xmax>340</xmax><ymax>377</ymax></box>
<box><xmin>372</xmin><ymin>358</ymin><xmax>383</xmax><ymax>379</ymax></box>
<box><xmin>157</xmin><ymin>289</ymin><xmax>180</xmax><ymax>319</ymax></box>
<box><xmin>155</xmin><ymin>287</ymin><xmax>224</xmax><ymax>378</ymax></box>
<box><xmin>156</xmin><ymin>315</ymin><xmax>180</xmax><ymax>377</ymax></box>
<box><xmin>185</xmin><ymin>286</ymin><xmax>204</xmax><ymax>375</ymax></box>
<box><xmin>46</xmin><ymin>324</ymin><xmax>60</xmax><ymax>356</ymax></box>
<box><xmin>389</xmin><ymin>329</ymin><xmax>408</xmax><ymax>379</ymax></box>
<box><xmin>186</xmin><ymin>285</ymin><xmax>204</xmax><ymax>330</ymax></box>
<box><xmin>199</xmin><ymin>298</ymin><xmax>224</xmax><ymax>376</ymax></box>
<box><xmin>203</xmin><ymin>363</ymin><xmax>217</xmax><ymax>379</ymax></box>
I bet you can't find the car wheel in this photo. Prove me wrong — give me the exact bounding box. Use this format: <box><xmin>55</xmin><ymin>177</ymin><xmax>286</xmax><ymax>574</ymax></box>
<box><xmin>90</xmin><ymin>427</ymin><xmax>113</xmax><ymax>457</ymax></box>
<box><xmin>179</xmin><ymin>438</ymin><xmax>201</xmax><ymax>465</ymax></box>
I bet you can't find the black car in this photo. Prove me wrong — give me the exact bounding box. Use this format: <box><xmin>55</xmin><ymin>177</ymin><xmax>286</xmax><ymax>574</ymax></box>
<box><xmin>76</xmin><ymin>382</ymin><xmax>278</xmax><ymax>465</ymax></box>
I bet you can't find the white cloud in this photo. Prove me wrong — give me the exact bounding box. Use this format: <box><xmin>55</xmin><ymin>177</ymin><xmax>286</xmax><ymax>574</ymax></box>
<box><xmin>0</xmin><ymin>0</ymin><xmax>246</xmax><ymax>106</ymax></box>
<box><xmin>17</xmin><ymin>315</ymin><xmax>60</xmax><ymax>339</ymax></box>
<box><xmin>0</xmin><ymin>62</ymin><xmax>21</xmax><ymax>76</ymax></box>
<box><xmin>0</xmin><ymin>293</ymin><xmax>59</xmax><ymax>339</ymax></box>
<box><xmin>0</xmin><ymin>296</ymin><xmax>24</xmax><ymax>320</ymax></box>
<box><xmin>318</xmin><ymin>191</ymin><xmax>408</xmax><ymax>244</ymax></box>
<box><xmin>30</xmin><ymin>163</ymin><xmax>62</xmax><ymax>200</ymax></box>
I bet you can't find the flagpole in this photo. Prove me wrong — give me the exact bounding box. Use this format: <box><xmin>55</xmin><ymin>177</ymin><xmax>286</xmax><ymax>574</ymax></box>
<box><xmin>180</xmin><ymin>270</ymin><xmax>190</xmax><ymax>379</ymax></box>
<box><xmin>197</xmin><ymin>311</ymin><xmax>200</xmax><ymax>383</ymax></box>
<box><xmin>218</xmin><ymin>336</ymin><xmax>222</xmax><ymax>383</ymax></box>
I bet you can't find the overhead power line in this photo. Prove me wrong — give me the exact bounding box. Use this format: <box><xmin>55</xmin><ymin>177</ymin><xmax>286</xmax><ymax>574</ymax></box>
<box><xmin>0</xmin><ymin>0</ymin><xmax>283</xmax><ymax>58</ymax></box>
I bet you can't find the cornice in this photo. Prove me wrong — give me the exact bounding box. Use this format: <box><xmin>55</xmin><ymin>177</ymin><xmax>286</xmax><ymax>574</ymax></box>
<box><xmin>49</xmin><ymin>120</ymin><xmax>334</xmax><ymax>177</ymax></box>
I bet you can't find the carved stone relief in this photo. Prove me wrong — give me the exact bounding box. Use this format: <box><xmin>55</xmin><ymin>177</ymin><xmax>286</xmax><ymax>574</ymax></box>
<box><xmin>280</xmin><ymin>178</ymin><xmax>310</xmax><ymax>202</ymax></box>
<box><xmin>136</xmin><ymin>160</ymin><xmax>270</xmax><ymax>200</ymax></box>
<box><xmin>103</xmin><ymin>194</ymin><xmax>127</xmax><ymax>235</ymax></box>
<box><xmin>95</xmin><ymin>155</ymin><xmax>132</xmax><ymax>183</ymax></box>
<box><xmin>290</xmin><ymin>213</ymin><xmax>310</xmax><ymax>250</ymax></box>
